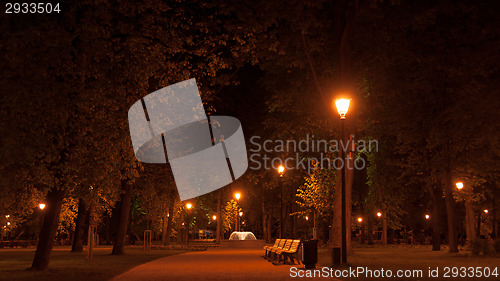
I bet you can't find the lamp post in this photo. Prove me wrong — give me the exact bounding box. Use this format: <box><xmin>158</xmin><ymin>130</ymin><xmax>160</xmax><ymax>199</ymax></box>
<box><xmin>335</xmin><ymin>98</ymin><xmax>350</xmax><ymax>263</ymax></box>
<box><xmin>185</xmin><ymin>203</ymin><xmax>193</xmax><ymax>244</ymax></box>
<box><xmin>239</xmin><ymin>211</ymin><xmax>243</xmax><ymax>231</ymax></box>
<box><xmin>456</xmin><ymin>181</ymin><xmax>475</xmax><ymax>245</ymax></box>
<box><xmin>277</xmin><ymin>165</ymin><xmax>285</xmax><ymax>238</ymax></box>
<box><xmin>234</xmin><ymin>193</ymin><xmax>241</xmax><ymax>231</ymax></box>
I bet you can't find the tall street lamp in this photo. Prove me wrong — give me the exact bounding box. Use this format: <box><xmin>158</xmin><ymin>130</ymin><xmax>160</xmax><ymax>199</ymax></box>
<box><xmin>335</xmin><ymin>98</ymin><xmax>350</xmax><ymax>264</ymax></box>
<box><xmin>456</xmin><ymin>181</ymin><xmax>475</xmax><ymax>245</ymax></box>
<box><xmin>239</xmin><ymin>211</ymin><xmax>243</xmax><ymax>231</ymax></box>
<box><xmin>185</xmin><ymin>203</ymin><xmax>193</xmax><ymax>244</ymax></box>
<box><xmin>234</xmin><ymin>193</ymin><xmax>241</xmax><ymax>231</ymax></box>
<box><xmin>277</xmin><ymin>165</ymin><xmax>285</xmax><ymax>238</ymax></box>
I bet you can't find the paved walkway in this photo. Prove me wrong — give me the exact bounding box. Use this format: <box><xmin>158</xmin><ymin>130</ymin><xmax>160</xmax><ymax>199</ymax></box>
<box><xmin>111</xmin><ymin>248</ymin><xmax>326</xmax><ymax>281</ymax></box>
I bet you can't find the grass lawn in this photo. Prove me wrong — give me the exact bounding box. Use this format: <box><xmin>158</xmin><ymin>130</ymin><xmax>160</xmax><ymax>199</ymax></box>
<box><xmin>318</xmin><ymin>245</ymin><xmax>500</xmax><ymax>281</ymax></box>
<box><xmin>0</xmin><ymin>246</ymin><xmax>187</xmax><ymax>281</ymax></box>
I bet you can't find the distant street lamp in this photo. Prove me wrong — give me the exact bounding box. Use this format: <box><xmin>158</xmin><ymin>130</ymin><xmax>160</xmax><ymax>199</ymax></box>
<box><xmin>39</xmin><ymin>203</ymin><xmax>46</xmax><ymax>210</ymax></box>
<box><xmin>377</xmin><ymin>212</ymin><xmax>382</xmax><ymax>218</ymax></box>
<box><xmin>212</xmin><ymin>215</ymin><xmax>217</xmax><ymax>221</ymax></box>
<box><xmin>277</xmin><ymin>165</ymin><xmax>285</xmax><ymax>238</ymax></box>
<box><xmin>185</xmin><ymin>203</ymin><xmax>193</xmax><ymax>244</ymax></box>
<box><xmin>238</xmin><ymin>211</ymin><xmax>243</xmax><ymax>231</ymax></box>
<box><xmin>484</xmin><ymin>209</ymin><xmax>489</xmax><ymax>214</ymax></box>
<box><xmin>234</xmin><ymin>193</ymin><xmax>241</xmax><ymax>201</ymax></box>
<box><xmin>335</xmin><ymin>98</ymin><xmax>350</xmax><ymax>264</ymax></box>
<box><xmin>357</xmin><ymin>217</ymin><xmax>363</xmax><ymax>223</ymax></box>
<box><xmin>425</xmin><ymin>214</ymin><xmax>430</xmax><ymax>220</ymax></box>
<box><xmin>456</xmin><ymin>181</ymin><xmax>475</xmax><ymax>244</ymax></box>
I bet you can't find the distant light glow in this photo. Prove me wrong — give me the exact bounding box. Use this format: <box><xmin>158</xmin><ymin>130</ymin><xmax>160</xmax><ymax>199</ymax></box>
<box><xmin>6</xmin><ymin>222</ymin><xmax>10</xmax><ymax>226</ymax></box>
<box><xmin>425</xmin><ymin>214</ymin><xmax>430</xmax><ymax>220</ymax></box>
<box><xmin>335</xmin><ymin>98</ymin><xmax>351</xmax><ymax>119</ymax></box>
<box><xmin>212</xmin><ymin>215</ymin><xmax>217</xmax><ymax>221</ymax></box>
<box><xmin>39</xmin><ymin>203</ymin><xmax>46</xmax><ymax>210</ymax></box>
<box><xmin>455</xmin><ymin>182</ymin><xmax>464</xmax><ymax>190</ymax></box>
<box><xmin>5</xmin><ymin>215</ymin><xmax>9</xmax><ymax>219</ymax></box>
<box><xmin>377</xmin><ymin>212</ymin><xmax>382</xmax><ymax>217</ymax></box>
<box><xmin>484</xmin><ymin>209</ymin><xmax>489</xmax><ymax>214</ymax></box>
<box><xmin>305</xmin><ymin>216</ymin><xmax>309</xmax><ymax>221</ymax></box>
<box><xmin>357</xmin><ymin>217</ymin><xmax>363</xmax><ymax>223</ymax></box>
<box><xmin>239</xmin><ymin>211</ymin><xmax>243</xmax><ymax>217</ymax></box>
<box><xmin>235</xmin><ymin>193</ymin><xmax>241</xmax><ymax>201</ymax></box>
<box><xmin>186</xmin><ymin>203</ymin><xmax>192</xmax><ymax>210</ymax></box>
<box><xmin>278</xmin><ymin>165</ymin><xmax>285</xmax><ymax>175</ymax></box>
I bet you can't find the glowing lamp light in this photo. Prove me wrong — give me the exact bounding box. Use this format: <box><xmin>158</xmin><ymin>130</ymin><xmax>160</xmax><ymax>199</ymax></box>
<box><xmin>239</xmin><ymin>211</ymin><xmax>243</xmax><ymax>217</ymax></box>
<box><xmin>6</xmin><ymin>222</ymin><xmax>10</xmax><ymax>226</ymax></box>
<box><xmin>455</xmin><ymin>182</ymin><xmax>464</xmax><ymax>190</ymax></box>
<box><xmin>377</xmin><ymin>212</ymin><xmax>382</xmax><ymax>218</ymax></box>
<box><xmin>186</xmin><ymin>203</ymin><xmax>192</xmax><ymax>210</ymax></box>
<box><xmin>278</xmin><ymin>165</ymin><xmax>285</xmax><ymax>176</ymax></box>
<box><xmin>212</xmin><ymin>215</ymin><xmax>217</xmax><ymax>221</ymax></box>
<box><xmin>357</xmin><ymin>217</ymin><xmax>363</xmax><ymax>223</ymax></box>
<box><xmin>5</xmin><ymin>215</ymin><xmax>9</xmax><ymax>219</ymax></box>
<box><xmin>484</xmin><ymin>209</ymin><xmax>489</xmax><ymax>214</ymax></box>
<box><xmin>425</xmin><ymin>214</ymin><xmax>430</xmax><ymax>220</ymax></box>
<box><xmin>305</xmin><ymin>216</ymin><xmax>309</xmax><ymax>221</ymax></box>
<box><xmin>335</xmin><ymin>98</ymin><xmax>351</xmax><ymax>119</ymax></box>
<box><xmin>242</xmin><ymin>222</ymin><xmax>245</xmax><ymax>225</ymax></box>
<box><xmin>235</xmin><ymin>193</ymin><xmax>241</xmax><ymax>201</ymax></box>
<box><xmin>39</xmin><ymin>203</ymin><xmax>46</xmax><ymax>210</ymax></box>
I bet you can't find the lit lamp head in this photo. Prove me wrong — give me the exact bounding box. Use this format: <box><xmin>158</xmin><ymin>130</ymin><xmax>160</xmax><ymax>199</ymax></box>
<box><xmin>377</xmin><ymin>212</ymin><xmax>382</xmax><ymax>218</ymax></box>
<box><xmin>186</xmin><ymin>203</ymin><xmax>193</xmax><ymax>210</ymax></box>
<box><xmin>456</xmin><ymin>182</ymin><xmax>464</xmax><ymax>190</ymax></box>
<box><xmin>305</xmin><ymin>216</ymin><xmax>309</xmax><ymax>221</ymax></box>
<box><xmin>235</xmin><ymin>193</ymin><xmax>241</xmax><ymax>201</ymax></box>
<box><xmin>357</xmin><ymin>217</ymin><xmax>363</xmax><ymax>223</ymax></box>
<box><xmin>484</xmin><ymin>209</ymin><xmax>489</xmax><ymax>214</ymax></box>
<box><xmin>335</xmin><ymin>98</ymin><xmax>351</xmax><ymax>119</ymax></box>
<box><xmin>212</xmin><ymin>215</ymin><xmax>217</xmax><ymax>221</ymax></box>
<box><xmin>425</xmin><ymin>214</ymin><xmax>430</xmax><ymax>220</ymax></box>
<box><xmin>39</xmin><ymin>203</ymin><xmax>46</xmax><ymax>210</ymax></box>
<box><xmin>278</xmin><ymin>165</ymin><xmax>285</xmax><ymax>177</ymax></box>
<box><xmin>239</xmin><ymin>211</ymin><xmax>243</xmax><ymax>217</ymax></box>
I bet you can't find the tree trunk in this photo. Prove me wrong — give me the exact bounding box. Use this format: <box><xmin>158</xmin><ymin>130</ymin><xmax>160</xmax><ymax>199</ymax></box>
<box><xmin>165</xmin><ymin>199</ymin><xmax>174</xmax><ymax>245</ymax></box>
<box><xmin>112</xmin><ymin>180</ymin><xmax>133</xmax><ymax>255</ymax></box>
<box><xmin>31</xmin><ymin>188</ymin><xmax>66</xmax><ymax>270</ymax></box>
<box><xmin>382</xmin><ymin>212</ymin><xmax>388</xmax><ymax>245</ymax></box>
<box><xmin>464</xmin><ymin>198</ymin><xmax>476</xmax><ymax>246</ymax></box>
<box><xmin>216</xmin><ymin>189</ymin><xmax>222</xmax><ymax>244</ymax></box>
<box><xmin>71</xmin><ymin>198</ymin><xmax>88</xmax><ymax>252</ymax></box>
<box><xmin>431</xmin><ymin>188</ymin><xmax>443</xmax><ymax>251</ymax></box>
<box><xmin>367</xmin><ymin>215</ymin><xmax>374</xmax><ymax>245</ymax></box>
<box><xmin>443</xmin><ymin>165</ymin><xmax>458</xmax><ymax>252</ymax></box>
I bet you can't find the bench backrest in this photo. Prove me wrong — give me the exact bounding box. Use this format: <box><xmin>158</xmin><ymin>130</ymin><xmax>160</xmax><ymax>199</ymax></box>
<box><xmin>277</xmin><ymin>239</ymin><xmax>286</xmax><ymax>249</ymax></box>
<box><xmin>272</xmin><ymin>239</ymin><xmax>280</xmax><ymax>247</ymax></box>
<box><xmin>282</xmin><ymin>239</ymin><xmax>293</xmax><ymax>251</ymax></box>
<box><xmin>287</xmin><ymin>240</ymin><xmax>301</xmax><ymax>252</ymax></box>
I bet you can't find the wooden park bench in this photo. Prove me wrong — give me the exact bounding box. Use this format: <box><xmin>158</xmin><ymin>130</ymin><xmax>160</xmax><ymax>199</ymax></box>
<box><xmin>269</xmin><ymin>239</ymin><xmax>292</xmax><ymax>261</ymax></box>
<box><xmin>276</xmin><ymin>239</ymin><xmax>301</xmax><ymax>264</ymax></box>
<box><xmin>263</xmin><ymin>238</ymin><xmax>281</xmax><ymax>257</ymax></box>
<box><xmin>264</xmin><ymin>239</ymin><xmax>286</xmax><ymax>259</ymax></box>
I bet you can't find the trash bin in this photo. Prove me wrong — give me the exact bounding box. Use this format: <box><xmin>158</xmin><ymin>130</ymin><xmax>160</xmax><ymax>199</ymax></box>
<box><xmin>301</xmin><ymin>239</ymin><xmax>318</xmax><ymax>269</ymax></box>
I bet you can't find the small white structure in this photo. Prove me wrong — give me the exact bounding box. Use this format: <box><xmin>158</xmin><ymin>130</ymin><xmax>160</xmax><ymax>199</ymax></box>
<box><xmin>229</xmin><ymin>231</ymin><xmax>257</xmax><ymax>240</ymax></box>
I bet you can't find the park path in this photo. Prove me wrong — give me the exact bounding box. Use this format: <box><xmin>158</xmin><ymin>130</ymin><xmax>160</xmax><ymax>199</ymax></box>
<box><xmin>111</xmin><ymin>248</ymin><xmax>332</xmax><ymax>281</ymax></box>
